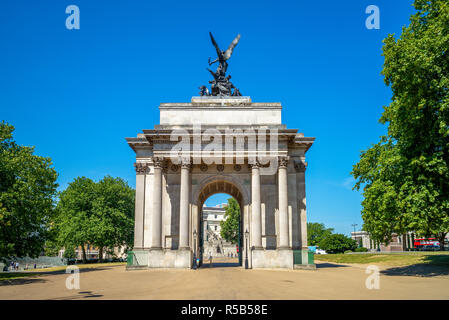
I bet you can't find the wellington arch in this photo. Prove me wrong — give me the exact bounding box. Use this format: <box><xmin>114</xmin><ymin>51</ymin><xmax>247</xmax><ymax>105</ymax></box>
<box><xmin>125</xmin><ymin>96</ymin><xmax>315</xmax><ymax>269</ymax></box>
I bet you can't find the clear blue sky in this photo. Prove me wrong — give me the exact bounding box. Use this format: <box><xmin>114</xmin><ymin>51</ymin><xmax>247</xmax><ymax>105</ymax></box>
<box><xmin>0</xmin><ymin>0</ymin><xmax>416</xmax><ymax>235</ymax></box>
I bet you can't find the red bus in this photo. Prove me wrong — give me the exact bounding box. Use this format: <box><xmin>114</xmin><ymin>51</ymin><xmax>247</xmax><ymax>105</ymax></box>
<box><xmin>414</xmin><ymin>238</ymin><xmax>440</xmax><ymax>250</ymax></box>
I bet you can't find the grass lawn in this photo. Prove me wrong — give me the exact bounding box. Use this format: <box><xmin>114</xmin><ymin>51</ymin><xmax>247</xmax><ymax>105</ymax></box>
<box><xmin>0</xmin><ymin>262</ymin><xmax>125</xmax><ymax>281</ymax></box>
<box><xmin>314</xmin><ymin>252</ymin><xmax>449</xmax><ymax>266</ymax></box>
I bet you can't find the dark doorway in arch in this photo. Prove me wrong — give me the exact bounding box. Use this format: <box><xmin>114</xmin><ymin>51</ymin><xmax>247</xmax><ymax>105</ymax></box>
<box><xmin>198</xmin><ymin>193</ymin><xmax>243</xmax><ymax>268</ymax></box>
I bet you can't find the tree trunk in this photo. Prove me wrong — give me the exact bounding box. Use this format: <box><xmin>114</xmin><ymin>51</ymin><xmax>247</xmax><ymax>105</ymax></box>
<box><xmin>438</xmin><ymin>233</ymin><xmax>447</xmax><ymax>251</ymax></box>
<box><xmin>81</xmin><ymin>245</ymin><xmax>87</xmax><ymax>264</ymax></box>
<box><xmin>99</xmin><ymin>247</ymin><xmax>103</xmax><ymax>262</ymax></box>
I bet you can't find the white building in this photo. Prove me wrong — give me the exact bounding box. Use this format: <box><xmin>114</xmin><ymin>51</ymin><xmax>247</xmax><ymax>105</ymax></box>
<box><xmin>202</xmin><ymin>204</ymin><xmax>238</xmax><ymax>257</ymax></box>
<box><xmin>202</xmin><ymin>204</ymin><xmax>226</xmax><ymax>238</ymax></box>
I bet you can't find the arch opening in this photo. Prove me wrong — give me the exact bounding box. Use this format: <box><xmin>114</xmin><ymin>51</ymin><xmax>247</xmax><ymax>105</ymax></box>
<box><xmin>194</xmin><ymin>179</ymin><xmax>246</xmax><ymax>268</ymax></box>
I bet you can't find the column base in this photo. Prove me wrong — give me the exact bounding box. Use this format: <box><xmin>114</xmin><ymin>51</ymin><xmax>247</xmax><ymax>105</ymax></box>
<box><xmin>251</xmin><ymin>249</ymin><xmax>293</xmax><ymax>269</ymax></box>
<box><xmin>293</xmin><ymin>264</ymin><xmax>316</xmax><ymax>270</ymax></box>
<box><xmin>148</xmin><ymin>249</ymin><xmax>192</xmax><ymax>268</ymax></box>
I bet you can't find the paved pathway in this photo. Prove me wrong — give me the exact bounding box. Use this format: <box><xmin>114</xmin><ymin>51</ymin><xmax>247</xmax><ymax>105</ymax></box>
<box><xmin>1</xmin><ymin>259</ymin><xmax>449</xmax><ymax>300</ymax></box>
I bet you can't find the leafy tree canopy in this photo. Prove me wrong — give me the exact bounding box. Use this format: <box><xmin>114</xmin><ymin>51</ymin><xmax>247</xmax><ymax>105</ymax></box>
<box><xmin>307</xmin><ymin>222</ymin><xmax>334</xmax><ymax>246</ymax></box>
<box><xmin>352</xmin><ymin>0</ymin><xmax>449</xmax><ymax>248</ymax></box>
<box><xmin>220</xmin><ymin>198</ymin><xmax>240</xmax><ymax>244</ymax></box>
<box><xmin>319</xmin><ymin>234</ymin><xmax>357</xmax><ymax>254</ymax></box>
<box><xmin>54</xmin><ymin>175</ymin><xmax>134</xmax><ymax>261</ymax></box>
<box><xmin>0</xmin><ymin>121</ymin><xmax>58</xmax><ymax>258</ymax></box>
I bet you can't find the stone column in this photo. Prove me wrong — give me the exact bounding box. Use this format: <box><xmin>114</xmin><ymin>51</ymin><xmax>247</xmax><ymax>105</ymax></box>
<box><xmin>278</xmin><ymin>157</ymin><xmax>290</xmax><ymax>249</ymax></box>
<box><xmin>179</xmin><ymin>159</ymin><xmax>191</xmax><ymax>250</ymax></box>
<box><xmin>151</xmin><ymin>157</ymin><xmax>163</xmax><ymax>249</ymax></box>
<box><xmin>295</xmin><ymin>159</ymin><xmax>309</xmax><ymax>262</ymax></box>
<box><xmin>133</xmin><ymin>162</ymin><xmax>148</xmax><ymax>249</ymax></box>
<box><xmin>250</xmin><ymin>163</ymin><xmax>262</xmax><ymax>249</ymax></box>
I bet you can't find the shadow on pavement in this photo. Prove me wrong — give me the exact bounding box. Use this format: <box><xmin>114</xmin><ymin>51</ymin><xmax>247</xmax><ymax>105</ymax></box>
<box><xmin>315</xmin><ymin>262</ymin><xmax>349</xmax><ymax>269</ymax></box>
<box><xmin>0</xmin><ymin>277</ymin><xmax>48</xmax><ymax>286</ymax></box>
<box><xmin>0</xmin><ymin>266</ymin><xmax>121</xmax><ymax>287</ymax></box>
<box><xmin>381</xmin><ymin>255</ymin><xmax>449</xmax><ymax>277</ymax></box>
<box><xmin>49</xmin><ymin>291</ymin><xmax>104</xmax><ymax>300</ymax></box>
<box><xmin>201</xmin><ymin>262</ymin><xmax>240</xmax><ymax>268</ymax></box>
<box><xmin>77</xmin><ymin>291</ymin><xmax>104</xmax><ymax>298</ymax></box>
<box><xmin>381</xmin><ymin>264</ymin><xmax>449</xmax><ymax>277</ymax></box>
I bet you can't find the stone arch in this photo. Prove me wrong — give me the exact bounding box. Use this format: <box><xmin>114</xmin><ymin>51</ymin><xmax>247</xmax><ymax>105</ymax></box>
<box><xmin>193</xmin><ymin>174</ymin><xmax>250</xmax><ymax>209</ymax></box>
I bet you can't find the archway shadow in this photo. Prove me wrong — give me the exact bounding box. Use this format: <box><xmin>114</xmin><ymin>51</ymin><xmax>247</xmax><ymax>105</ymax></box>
<box><xmin>201</xmin><ymin>262</ymin><xmax>241</xmax><ymax>268</ymax></box>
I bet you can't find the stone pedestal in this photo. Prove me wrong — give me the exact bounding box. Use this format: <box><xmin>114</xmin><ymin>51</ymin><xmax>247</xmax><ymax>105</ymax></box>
<box><xmin>126</xmin><ymin>249</ymin><xmax>192</xmax><ymax>269</ymax></box>
<box><xmin>147</xmin><ymin>249</ymin><xmax>192</xmax><ymax>269</ymax></box>
<box><xmin>251</xmin><ymin>249</ymin><xmax>294</xmax><ymax>269</ymax></box>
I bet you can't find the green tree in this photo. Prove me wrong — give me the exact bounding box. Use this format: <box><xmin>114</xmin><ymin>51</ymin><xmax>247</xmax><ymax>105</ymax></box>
<box><xmin>319</xmin><ymin>234</ymin><xmax>357</xmax><ymax>254</ymax></box>
<box><xmin>54</xmin><ymin>176</ymin><xmax>134</xmax><ymax>262</ymax></box>
<box><xmin>62</xmin><ymin>246</ymin><xmax>76</xmax><ymax>259</ymax></box>
<box><xmin>307</xmin><ymin>222</ymin><xmax>334</xmax><ymax>246</ymax></box>
<box><xmin>352</xmin><ymin>0</ymin><xmax>449</xmax><ymax>249</ymax></box>
<box><xmin>90</xmin><ymin>176</ymin><xmax>134</xmax><ymax>261</ymax></box>
<box><xmin>0</xmin><ymin>121</ymin><xmax>58</xmax><ymax>258</ymax></box>
<box><xmin>220</xmin><ymin>198</ymin><xmax>240</xmax><ymax>244</ymax></box>
<box><xmin>54</xmin><ymin>177</ymin><xmax>96</xmax><ymax>263</ymax></box>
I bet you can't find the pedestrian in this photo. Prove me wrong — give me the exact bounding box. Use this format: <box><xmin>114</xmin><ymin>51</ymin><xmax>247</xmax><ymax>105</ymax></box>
<box><xmin>10</xmin><ymin>261</ymin><xmax>14</xmax><ymax>271</ymax></box>
<box><xmin>34</xmin><ymin>263</ymin><xmax>36</xmax><ymax>269</ymax></box>
<box><xmin>209</xmin><ymin>254</ymin><xmax>213</xmax><ymax>268</ymax></box>
<box><xmin>15</xmin><ymin>262</ymin><xmax>19</xmax><ymax>271</ymax></box>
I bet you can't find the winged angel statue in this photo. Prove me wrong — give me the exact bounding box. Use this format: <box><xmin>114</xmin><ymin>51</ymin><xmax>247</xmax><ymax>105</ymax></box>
<box><xmin>198</xmin><ymin>32</ymin><xmax>242</xmax><ymax>97</ymax></box>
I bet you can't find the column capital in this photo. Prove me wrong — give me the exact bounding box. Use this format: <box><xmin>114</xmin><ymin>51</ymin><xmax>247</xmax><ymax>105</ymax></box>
<box><xmin>134</xmin><ymin>162</ymin><xmax>149</xmax><ymax>174</ymax></box>
<box><xmin>180</xmin><ymin>157</ymin><xmax>192</xmax><ymax>170</ymax></box>
<box><xmin>152</xmin><ymin>157</ymin><xmax>165</xmax><ymax>169</ymax></box>
<box><xmin>294</xmin><ymin>159</ymin><xmax>307</xmax><ymax>172</ymax></box>
<box><xmin>248</xmin><ymin>160</ymin><xmax>261</xmax><ymax>169</ymax></box>
<box><xmin>278</xmin><ymin>156</ymin><xmax>290</xmax><ymax>168</ymax></box>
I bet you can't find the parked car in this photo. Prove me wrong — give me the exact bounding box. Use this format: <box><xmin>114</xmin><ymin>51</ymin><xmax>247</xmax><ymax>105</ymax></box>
<box><xmin>315</xmin><ymin>249</ymin><xmax>327</xmax><ymax>254</ymax></box>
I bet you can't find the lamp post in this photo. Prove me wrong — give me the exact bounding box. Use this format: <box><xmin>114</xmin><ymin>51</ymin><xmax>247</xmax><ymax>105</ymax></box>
<box><xmin>244</xmin><ymin>229</ymin><xmax>249</xmax><ymax>269</ymax></box>
<box><xmin>351</xmin><ymin>224</ymin><xmax>359</xmax><ymax>248</ymax></box>
<box><xmin>193</xmin><ymin>230</ymin><xmax>197</xmax><ymax>269</ymax></box>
